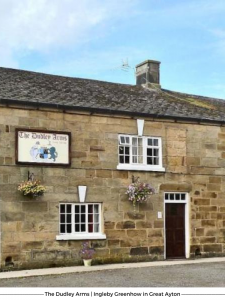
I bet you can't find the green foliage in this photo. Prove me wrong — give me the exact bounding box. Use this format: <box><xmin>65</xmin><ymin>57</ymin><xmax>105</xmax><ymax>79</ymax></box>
<box><xmin>18</xmin><ymin>180</ymin><xmax>46</xmax><ymax>197</ymax></box>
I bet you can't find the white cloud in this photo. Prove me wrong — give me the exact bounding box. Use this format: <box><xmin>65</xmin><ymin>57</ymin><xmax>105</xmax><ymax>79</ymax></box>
<box><xmin>0</xmin><ymin>47</ymin><xmax>18</xmax><ymax>68</ymax></box>
<box><xmin>210</xmin><ymin>29</ymin><xmax>225</xmax><ymax>39</ymax></box>
<box><xmin>135</xmin><ymin>0</ymin><xmax>225</xmax><ymax>22</ymax></box>
<box><xmin>0</xmin><ymin>0</ymin><xmax>137</xmax><ymax>67</ymax></box>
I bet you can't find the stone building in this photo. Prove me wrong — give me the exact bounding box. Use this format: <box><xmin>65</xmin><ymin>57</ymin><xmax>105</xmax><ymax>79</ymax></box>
<box><xmin>0</xmin><ymin>60</ymin><xmax>225</xmax><ymax>270</ymax></box>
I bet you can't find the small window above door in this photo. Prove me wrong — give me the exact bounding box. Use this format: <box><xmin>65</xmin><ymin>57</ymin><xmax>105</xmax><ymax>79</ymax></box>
<box><xmin>164</xmin><ymin>192</ymin><xmax>187</xmax><ymax>203</ymax></box>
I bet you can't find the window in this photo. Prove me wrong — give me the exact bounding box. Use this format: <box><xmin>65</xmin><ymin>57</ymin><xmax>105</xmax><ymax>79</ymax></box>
<box><xmin>164</xmin><ymin>192</ymin><xmax>187</xmax><ymax>202</ymax></box>
<box><xmin>117</xmin><ymin>135</ymin><xmax>165</xmax><ymax>171</ymax></box>
<box><xmin>56</xmin><ymin>203</ymin><xmax>106</xmax><ymax>240</ymax></box>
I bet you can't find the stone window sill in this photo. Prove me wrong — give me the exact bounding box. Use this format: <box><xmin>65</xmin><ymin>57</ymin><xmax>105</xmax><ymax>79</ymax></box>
<box><xmin>56</xmin><ymin>234</ymin><xmax>106</xmax><ymax>241</ymax></box>
<box><xmin>117</xmin><ymin>164</ymin><xmax>165</xmax><ymax>172</ymax></box>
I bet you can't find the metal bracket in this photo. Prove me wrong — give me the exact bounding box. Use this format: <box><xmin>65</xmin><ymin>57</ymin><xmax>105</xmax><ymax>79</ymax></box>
<box><xmin>132</xmin><ymin>175</ymin><xmax>139</xmax><ymax>183</ymax></box>
<box><xmin>28</xmin><ymin>171</ymin><xmax>34</xmax><ymax>181</ymax></box>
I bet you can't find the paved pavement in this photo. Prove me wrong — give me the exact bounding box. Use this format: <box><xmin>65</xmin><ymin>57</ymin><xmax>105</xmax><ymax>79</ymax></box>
<box><xmin>0</xmin><ymin>257</ymin><xmax>224</xmax><ymax>287</ymax></box>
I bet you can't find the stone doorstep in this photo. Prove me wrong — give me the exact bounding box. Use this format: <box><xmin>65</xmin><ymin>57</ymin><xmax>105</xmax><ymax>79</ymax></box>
<box><xmin>0</xmin><ymin>257</ymin><xmax>225</xmax><ymax>279</ymax></box>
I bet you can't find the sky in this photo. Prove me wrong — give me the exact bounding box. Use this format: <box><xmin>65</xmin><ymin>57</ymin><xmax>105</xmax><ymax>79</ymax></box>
<box><xmin>0</xmin><ymin>0</ymin><xmax>225</xmax><ymax>99</ymax></box>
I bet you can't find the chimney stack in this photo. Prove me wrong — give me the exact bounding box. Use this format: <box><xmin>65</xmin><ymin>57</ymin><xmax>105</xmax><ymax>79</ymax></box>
<box><xmin>136</xmin><ymin>60</ymin><xmax>161</xmax><ymax>88</ymax></box>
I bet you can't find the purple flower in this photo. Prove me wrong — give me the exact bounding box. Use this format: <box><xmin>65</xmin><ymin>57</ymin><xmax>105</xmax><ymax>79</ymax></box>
<box><xmin>79</xmin><ymin>242</ymin><xmax>95</xmax><ymax>260</ymax></box>
<box><xmin>126</xmin><ymin>180</ymin><xmax>155</xmax><ymax>205</ymax></box>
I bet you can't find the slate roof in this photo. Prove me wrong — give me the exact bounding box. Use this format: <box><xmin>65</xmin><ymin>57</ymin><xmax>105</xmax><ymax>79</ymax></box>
<box><xmin>0</xmin><ymin>66</ymin><xmax>225</xmax><ymax>123</ymax></box>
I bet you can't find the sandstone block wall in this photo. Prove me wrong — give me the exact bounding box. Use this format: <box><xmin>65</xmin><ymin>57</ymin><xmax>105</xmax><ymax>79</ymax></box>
<box><xmin>0</xmin><ymin>106</ymin><xmax>224</xmax><ymax>269</ymax></box>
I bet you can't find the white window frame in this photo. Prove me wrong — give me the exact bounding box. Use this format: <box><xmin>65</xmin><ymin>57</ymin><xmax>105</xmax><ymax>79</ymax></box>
<box><xmin>56</xmin><ymin>203</ymin><xmax>106</xmax><ymax>240</ymax></box>
<box><xmin>164</xmin><ymin>192</ymin><xmax>190</xmax><ymax>259</ymax></box>
<box><xmin>117</xmin><ymin>134</ymin><xmax>165</xmax><ymax>172</ymax></box>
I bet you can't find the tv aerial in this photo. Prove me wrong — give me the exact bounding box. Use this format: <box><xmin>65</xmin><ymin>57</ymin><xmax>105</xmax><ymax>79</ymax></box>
<box><xmin>121</xmin><ymin>58</ymin><xmax>131</xmax><ymax>72</ymax></box>
<box><xmin>111</xmin><ymin>58</ymin><xmax>133</xmax><ymax>72</ymax></box>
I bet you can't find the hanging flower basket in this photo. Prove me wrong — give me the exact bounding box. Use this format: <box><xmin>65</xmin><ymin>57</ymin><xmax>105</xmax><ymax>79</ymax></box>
<box><xmin>18</xmin><ymin>180</ymin><xmax>46</xmax><ymax>198</ymax></box>
<box><xmin>126</xmin><ymin>180</ymin><xmax>155</xmax><ymax>207</ymax></box>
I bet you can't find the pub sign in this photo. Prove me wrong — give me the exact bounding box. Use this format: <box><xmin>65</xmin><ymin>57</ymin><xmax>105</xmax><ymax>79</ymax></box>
<box><xmin>16</xmin><ymin>129</ymin><xmax>71</xmax><ymax>166</ymax></box>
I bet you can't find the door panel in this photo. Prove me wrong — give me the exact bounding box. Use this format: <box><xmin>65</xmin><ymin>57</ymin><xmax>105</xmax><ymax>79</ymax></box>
<box><xmin>166</xmin><ymin>203</ymin><xmax>185</xmax><ymax>258</ymax></box>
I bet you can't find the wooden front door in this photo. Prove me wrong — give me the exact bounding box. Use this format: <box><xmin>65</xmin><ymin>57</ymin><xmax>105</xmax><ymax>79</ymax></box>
<box><xmin>166</xmin><ymin>203</ymin><xmax>185</xmax><ymax>258</ymax></box>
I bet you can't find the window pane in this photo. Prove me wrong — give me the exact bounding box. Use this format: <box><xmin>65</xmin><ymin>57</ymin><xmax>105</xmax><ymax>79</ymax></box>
<box><xmin>94</xmin><ymin>214</ymin><xmax>99</xmax><ymax>223</ymax></box>
<box><xmin>60</xmin><ymin>214</ymin><xmax>65</xmax><ymax>223</ymax></box>
<box><xmin>153</xmin><ymin>139</ymin><xmax>159</xmax><ymax>146</ymax></box>
<box><xmin>88</xmin><ymin>205</ymin><xmax>93</xmax><ymax>213</ymax></box>
<box><xmin>181</xmin><ymin>194</ymin><xmax>186</xmax><ymax>200</ymax></box>
<box><xmin>175</xmin><ymin>194</ymin><xmax>180</xmax><ymax>200</ymax></box>
<box><xmin>67</xmin><ymin>214</ymin><xmax>71</xmax><ymax>223</ymax></box>
<box><xmin>125</xmin><ymin>147</ymin><xmax>129</xmax><ymax>155</ymax></box>
<box><xmin>165</xmin><ymin>193</ymin><xmax>169</xmax><ymax>200</ymax></box>
<box><xmin>88</xmin><ymin>223</ymin><xmax>93</xmax><ymax>233</ymax></box>
<box><xmin>66</xmin><ymin>205</ymin><xmax>71</xmax><ymax>213</ymax></box>
<box><xmin>147</xmin><ymin>148</ymin><xmax>153</xmax><ymax>156</ymax></box>
<box><xmin>132</xmin><ymin>137</ymin><xmax>138</xmax><ymax>146</ymax></box>
<box><xmin>60</xmin><ymin>205</ymin><xmax>65</xmax><ymax>213</ymax></box>
<box><xmin>81</xmin><ymin>214</ymin><xmax>86</xmax><ymax>223</ymax></box>
<box><xmin>75</xmin><ymin>214</ymin><xmax>80</xmax><ymax>223</ymax></box>
<box><xmin>94</xmin><ymin>205</ymin><xmax>99</xmax><ymax>213</ymax></box>
<box><xmin>138</xmin><ymin>138</ymin><xmax>143</xmax><ymax>147</ymax></box>
<box><xmin>60</xmin><ymin>224</ymin><xmax>65</xmax><ymax>233</ymax></box>
<box><xmin>119</xmin><ymin>146</ymin><xmax>124</xmax><ymax>154</ymax></box>
<box><xmin>120</xmin><ymin>136</ymin><xmax>125</xmax><ymax>144</ymax></box>
<box><xmin>94</xmin><ymin>224</ymin><xmax>99</xmax><ymax>232</ymax></box>
<box><xmin>75</xmin><ymin>206</ymin><xmax>79</xmax><ymax>213</ymax></box>
<box><xmin>154</xmin><ymin>157</ymin><xmax>159</xmax><ymax>165</ymax></box>
<box><xmin>170</xmin><ymin>194</ymin><xmax>174</xmax><ymax>200</ymax></box>
<box><xmin>119</xmin><ymin>156</ymin><xmax>124</xmax><ymax>163</ymax></box>
<box><xmin>132</xmin><ymin>156</ymin><xmax>137</xmax><ymax>163</ymax></box>
<box><xmin>88</xmin><ymin>205</ymin><xmax>94</xmax><ymax>230</ymax></box>
<box><xmin>125</xmin><ymin>156</ymin><xmax>130</xmax><ymax>163</ymax></box>
<box><xmin>148</xmin><ymin>139</ymin><xmax>153</xmax><ymax>146</ymax></box>
<box><xmin>88</xmin><ymin>214</ymin><xmax>93</xmax><ymax>223</ymax></box>
<box><xmin>81</xmin><ymin>205</ymin><xmax>85</xmax><ymax>213</ymax></box>
<box><xmin>138</xmin><ymin>156</ymin><xmax>143</xmax><ymax>164</ymax></box>
<box><xmin>132</xmin><ymin>147</ymin><xmax>138</xmax><ymax>156</ymax></box>
<box><xmin>125</xmin><ymin>137</ymin><xmax>130</xmax><ymax>144</ymax></box>
<box><xmin>138</xmin><ymin>146</ymin><xmax>143</xmax><ymax>156</ymax></box>
<box><xmin>81</xmin><ymin>224</ymin><xmax>85</xmax><ymax>232</ymax></box>
<box><xmin>67</xmin><ymin>224</ymin><xmax>72</xmax><ymax>233</ymax></box>
<box><xmin>147</xmin><ymin>157</ymin><xmax>153</xmax><ymax>165</ymax></box>
<box><xmin>153</xmin><ymin>149</ymin><xmax>159</xmax><ymax>157</ymax></box>
<box><xmin>75</xmin><ymin>224</ymin><xmax>79</xmax><ymax>232</ymax></box>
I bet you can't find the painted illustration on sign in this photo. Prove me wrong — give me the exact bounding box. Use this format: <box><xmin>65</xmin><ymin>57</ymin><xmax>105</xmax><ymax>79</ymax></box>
<box><xmin>30</xmin><ymin>141</ymin><xmax>58</xmax><ymax>162</ymax></box>
<box><xmin>16</xmin><ymin>130</ymin><xmax>70</xmax><ymax>165</ymax></box>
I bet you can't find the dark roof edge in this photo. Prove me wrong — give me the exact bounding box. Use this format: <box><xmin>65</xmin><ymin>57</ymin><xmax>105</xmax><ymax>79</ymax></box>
<box><xmin>0</xmin><ymin>97</ymin><xmax>225</xmax><ymax>126</ymax></box>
